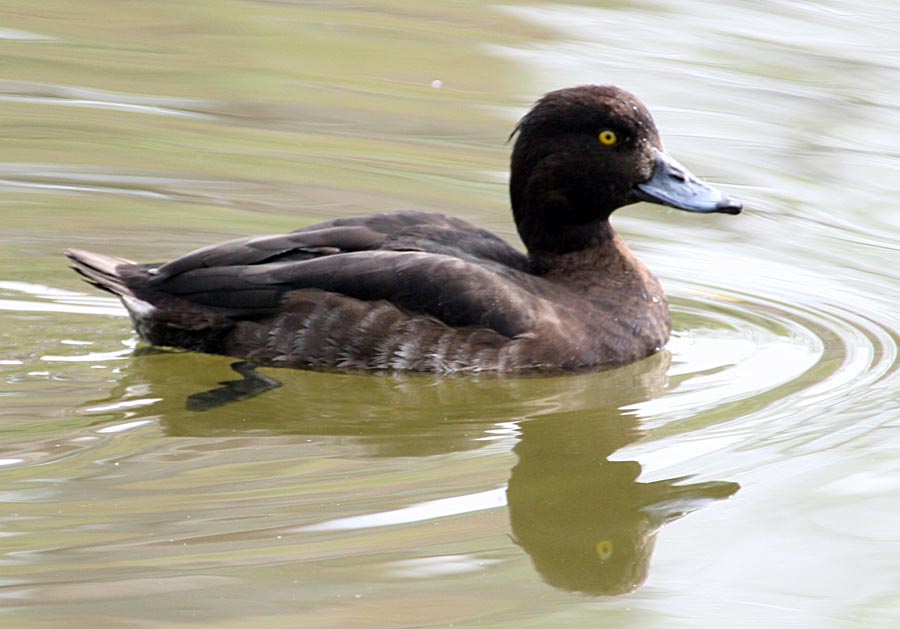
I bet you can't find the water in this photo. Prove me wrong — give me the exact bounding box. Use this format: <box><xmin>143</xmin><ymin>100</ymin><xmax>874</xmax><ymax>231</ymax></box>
<box><xmin>2</xmin><ymin>0</ymin><xmax>899</xmax><ymax>626</ymax></box>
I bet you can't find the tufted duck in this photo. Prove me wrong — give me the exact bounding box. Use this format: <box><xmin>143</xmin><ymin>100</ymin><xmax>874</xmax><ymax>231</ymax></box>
<box><xmin>67</xmin><ymin>85</ymin><xmax>741</xmax><ymax>372</ymax></box>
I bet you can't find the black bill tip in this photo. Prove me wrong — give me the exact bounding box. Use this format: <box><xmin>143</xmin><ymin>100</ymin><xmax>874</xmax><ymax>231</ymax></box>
<box><xmin>714</xmin><ymin>196</ymin><xmax>743</xmax><ymax>215</ymax></box>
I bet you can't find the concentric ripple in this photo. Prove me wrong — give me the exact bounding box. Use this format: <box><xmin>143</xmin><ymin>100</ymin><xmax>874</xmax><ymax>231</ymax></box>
<box><xmin>628</xmin><ymin>244</ymin><xmax>900</xmax><ymax>457</ymax></box>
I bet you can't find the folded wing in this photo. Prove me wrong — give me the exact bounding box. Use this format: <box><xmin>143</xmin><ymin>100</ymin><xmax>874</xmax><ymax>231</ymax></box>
<box><xmin>144</xmin><ymin>212</ymin><xmax>538</xmax><ymax>339</ymax></box>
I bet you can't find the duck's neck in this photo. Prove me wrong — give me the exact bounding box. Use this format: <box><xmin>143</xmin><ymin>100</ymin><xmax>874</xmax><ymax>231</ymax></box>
<box><xmin>529</xmin><ymin>220</ymin><xmax>619</xmax><ymax>274</ymax></box>
<box><xmin>529</xmin><ymin>221</ymin><xmax>663</xmax><ymax>299</ymax></box>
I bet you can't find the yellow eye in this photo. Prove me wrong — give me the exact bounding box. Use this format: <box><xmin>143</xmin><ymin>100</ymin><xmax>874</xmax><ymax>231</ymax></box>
<box><xmin>598</xmin><ymin>130</ymin><xmax>618</xmax><ymax>146</ymax></box>
<box><xmin>595</xmin><ymin>539</ymin><xmax>614</xmax><ymax>560</ymax></box>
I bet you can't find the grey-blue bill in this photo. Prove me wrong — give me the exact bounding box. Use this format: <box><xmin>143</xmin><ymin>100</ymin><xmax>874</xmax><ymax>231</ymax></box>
<box><xmin>634</xmin><ymin>148</ymin><xmax>742</xmax><ymax>214</ymax></box>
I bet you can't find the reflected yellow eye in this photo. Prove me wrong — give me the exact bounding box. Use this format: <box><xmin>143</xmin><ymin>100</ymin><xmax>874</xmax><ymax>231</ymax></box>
<box><xmin>595</xmin><ymin>539</ymin><xmax>614</xmax><ymax>560</ymax></box>
<box><xmin>598</xmin><ymin>130</ymin><xmax>618</xmax><ymax>146</ymax></box>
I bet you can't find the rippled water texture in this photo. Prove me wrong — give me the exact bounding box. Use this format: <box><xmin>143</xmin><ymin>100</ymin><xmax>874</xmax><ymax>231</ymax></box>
<box><xmin>2</xmin><ymin>1</ymin><xmax>900</xmax><ymax>627</ymax></box>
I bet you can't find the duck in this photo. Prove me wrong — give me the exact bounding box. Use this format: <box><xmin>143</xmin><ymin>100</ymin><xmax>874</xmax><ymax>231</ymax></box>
<box><xmin>66</xmin><ymin>85</ymin><xmax>741</xmax><ymax>373</ymax></box>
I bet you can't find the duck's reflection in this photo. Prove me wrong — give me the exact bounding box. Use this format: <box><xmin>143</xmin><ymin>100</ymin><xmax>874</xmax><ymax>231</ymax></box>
<box><xmin>508</xmin><ymin>410</ymin><xmax>737</xmax><ymax>595</ymax></box>
<box><xmin>87</xmin><ymin>348</ymin><xmax>738</xmax><ymax>595</ymax></box>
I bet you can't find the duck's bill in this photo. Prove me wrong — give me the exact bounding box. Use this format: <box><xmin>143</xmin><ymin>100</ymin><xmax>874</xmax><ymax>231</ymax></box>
<box><xmin>633</xmin><ymin>149</ymin><xmax>742</xmax><ymax>214</ymax></box>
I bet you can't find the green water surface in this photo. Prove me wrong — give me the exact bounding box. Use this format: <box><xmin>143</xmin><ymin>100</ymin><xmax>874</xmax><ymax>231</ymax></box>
<box><xmin>1</xmin><ymin>1</ymin><xmax>899</xmax><ymax>627</ymax></box>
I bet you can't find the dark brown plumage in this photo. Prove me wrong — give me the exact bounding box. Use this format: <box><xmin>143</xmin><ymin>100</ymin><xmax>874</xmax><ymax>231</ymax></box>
<box><xmin>66</xmin><ymin>85</ymin><xmax>741</xmax><ymax>373</ymax></box>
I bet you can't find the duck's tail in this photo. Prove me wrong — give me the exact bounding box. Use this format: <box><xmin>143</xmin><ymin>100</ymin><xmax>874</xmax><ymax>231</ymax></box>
<box><xmin>65</xmin><ymin>249</ymin><xmax>136</xmax><ymax>297</ymax></box>
<box><xmin>65</xmin><ymin>249</ymin><xmax>237</xmax><ymax>352</ymax></box>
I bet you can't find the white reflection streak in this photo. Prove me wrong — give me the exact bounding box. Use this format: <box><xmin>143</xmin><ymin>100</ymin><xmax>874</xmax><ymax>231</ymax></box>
<box><xmin>0</xmin><ymin>95</ymin><xmax>212</xmax><ymax>120</ymax></box>
<box><xmin>0</xmin><ymin>177</ymin><xmax>174</xmax><ymax>200</ymax></box>
<box><xmin>0</xmin><ymin>281</ymin><xmax>126</xmax><ymax>317</ymax></box>
<box><xmin>0</xmin><ymin>281</ymin><xmax>94</xmax><ymax>298</ymax></box>
<box><xmin>85</xmin><ymin>398</ymin><xmax>162</xmax><ymax>413</ymax></box>
<box><xmin>96</xmin><ymin>419</ymin><xmax>155</xmax><ymax>434</ymax></box>
<box><xmin>0</xmin><ymin>299</ymin><xmax>125</xmax><ymax>316</ymax></box>
<box><xmin>299</xmin><ymin>487</ymin><xmax>507</xmax><ymax>532</ymax></box>
<box><xmin>0</xmin><ymin>28</ymin><xmax>53</xmax><ymax>40</ymax></box>
<box><xmin>41</xmin><ymin>349</ymin><xmax>131</xmax><ymax>362</ymax></box>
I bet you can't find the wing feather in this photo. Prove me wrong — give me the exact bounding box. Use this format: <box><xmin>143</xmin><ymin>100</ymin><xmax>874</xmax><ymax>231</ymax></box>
<box><xmin>149</xmin><ymin>250</ymin><xmax>540</xmax><ymax>338</ymax></box>
<box><xmin>153</xmin><ymin>211</ymin><xmax>527</xmax><ymax>279</ymax></box>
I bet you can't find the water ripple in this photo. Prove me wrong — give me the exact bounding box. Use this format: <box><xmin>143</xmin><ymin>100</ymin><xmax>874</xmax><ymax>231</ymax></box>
<box><xmin>0</xmin><ymin>81</ymin><xmax>215</xmax><ymax>121</ymax></box>
<box><xmin>0</xmin><ymin>281</ymin><xmax>125</xmax><ymax>317</ymax></box>
<box><xmin>630</xmin><ymin>245</ymin><xmax>900</xmax><ymax>456</ymax></box>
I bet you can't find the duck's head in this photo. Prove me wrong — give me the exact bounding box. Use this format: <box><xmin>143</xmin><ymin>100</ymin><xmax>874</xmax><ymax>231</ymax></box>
<box><xmin>510</xmin><ymin>85</ymin><xmax>741</xmax><ymax>254</ymax></box>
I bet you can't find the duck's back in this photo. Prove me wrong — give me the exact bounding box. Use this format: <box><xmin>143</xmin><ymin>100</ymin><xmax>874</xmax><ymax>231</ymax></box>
<box><xmin>157</xmin><ymin>211</ymin><xmax>529</xmax><ymax>277</ymax></box>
